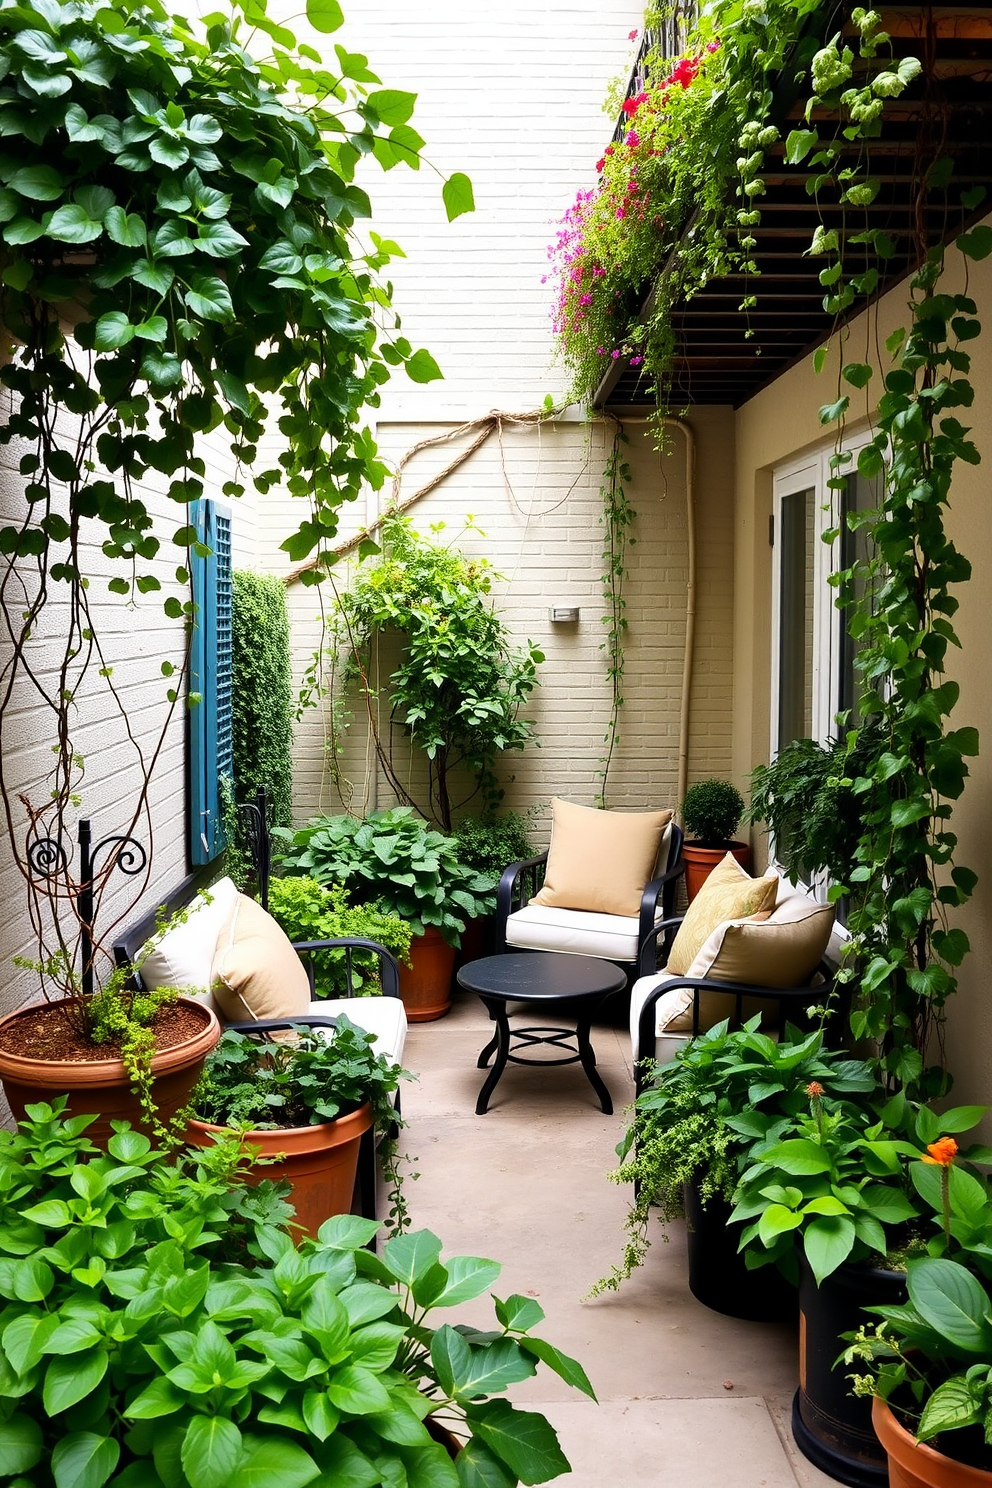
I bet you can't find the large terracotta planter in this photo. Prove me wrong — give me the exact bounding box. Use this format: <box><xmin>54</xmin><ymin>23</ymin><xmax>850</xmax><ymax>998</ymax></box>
<box><xmin>186</xmin><ymin>1100</ymin><xmax>373</xmax><ymax>1240</ymax></box>
<box><xmin>683</xmin><ymin>841</ymin><xmax>751</xmax><ymax>901</ymax></box>
<box><xmin>872</xmin><ymin>1397</ymin><xmax>992</xmax><ymax>1488</ymax></box>
<box><xmin>0</xmin><ymin>996</ymin><xmax>221</xmax><ymax>1144</ymax></box>
<box><xmin>793</xmin><ymin>1250</ymin><xmax>907</xmax><ymax>1487</ymax></box>
<box><xmin>400</xmin><ymin>928</ymin><xmax>456</xmax><ymax>1021</ymax></box>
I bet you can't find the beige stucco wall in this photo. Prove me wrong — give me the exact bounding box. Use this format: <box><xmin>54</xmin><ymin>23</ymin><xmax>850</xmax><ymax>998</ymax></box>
<box><xmin>733</xmin><ymin>220</ymin><xmax>992</xmax><ymax>1113</ymax></box>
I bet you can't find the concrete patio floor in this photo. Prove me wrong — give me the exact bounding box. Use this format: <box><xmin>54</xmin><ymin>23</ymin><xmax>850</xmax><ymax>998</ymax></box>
<box><xmin>399</xmin><ymin>987</ymin><xmax>837</xmax><ymax>1488</ymax></box>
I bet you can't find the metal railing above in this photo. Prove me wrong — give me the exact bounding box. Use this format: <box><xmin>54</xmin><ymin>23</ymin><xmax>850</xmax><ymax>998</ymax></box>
<box><xmin>611</xmin><ymin>0</ymin><xmax>700</xmax><ymax>143</ymax></box>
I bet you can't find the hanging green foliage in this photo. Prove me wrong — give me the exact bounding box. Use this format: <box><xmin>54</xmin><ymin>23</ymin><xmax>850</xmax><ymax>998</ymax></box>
<box><xmin>231</xmin><ymin>571</ymin><xmax>294</xmax><ymax>827</ymax></box>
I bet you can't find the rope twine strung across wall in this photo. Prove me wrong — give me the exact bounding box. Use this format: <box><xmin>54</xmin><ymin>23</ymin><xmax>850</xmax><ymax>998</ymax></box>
<box><xmin>282</xmin><ymin>404</ymin><xmax>576</xmax><ymax>587</ymax></box>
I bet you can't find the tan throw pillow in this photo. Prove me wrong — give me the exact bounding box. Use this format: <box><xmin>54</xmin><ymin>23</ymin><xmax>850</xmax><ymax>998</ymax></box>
<box><xmin>689</xmin><ymin>895</ymin><xmax>836</xmax><ymax>989</ymax></box>
<box><xmin>530</xmin><ymin>799</ymin><xmax>673</xmax><ymax>917</ymax></box>
<box><xmin>211</xmin><ymin>894</ymin><xmax>311</xmax><ymax>1024</ymax></box>
<box><xmin>666</xmin><ymin>853</ymin><xmax>778</xmax><ymax>973</ymax></box>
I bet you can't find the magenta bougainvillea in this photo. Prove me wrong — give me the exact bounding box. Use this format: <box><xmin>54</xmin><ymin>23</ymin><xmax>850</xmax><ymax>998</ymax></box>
<box><xmin>547</xmin><ymin>38</ymin><xmax>721</xmax><ymax>397</ymax></box>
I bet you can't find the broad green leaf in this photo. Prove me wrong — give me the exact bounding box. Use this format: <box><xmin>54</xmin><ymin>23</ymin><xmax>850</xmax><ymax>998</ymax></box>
<box><xmin>340</xmin><ymin>1280</ymin><xmax>400</xmax><ymax>1326</ymax></box>
<box><xmin>758</xmin><ymin>1203</ymin><xmax>804</xmax><ymax>1246</ymax></box>
<box><xmin>405</xmin><ymin>348</ymin><xmax>443</xmax><ymax>384</ymax></box>
<box><xmin>422</xmin><ymin>1255</ymin><xmax>501</xmax><ymax>1308</ymax></box>
<box><xmin>404</xmin><ymin>1441</ymin><xmax>461</xmax><ymax>1488</ymax></box>
<box><xmin>442</xmin><ymin>172</ymin><xmax>474</xmax><ymax>221</ymax></box>
<box><xmin>0</xmin><ymin>1256</ymin><xmax>54</xmax><ymax>1300</ymax></box>
<box><xmin>196</xmin><ymin>220</ymin><xmax>249</xmax><ymax>258</ymax></box>
<box><xmin>46</xmin><ymin>203</ymin><xmax>103</xmax><ymax>244</ymax></box>
<box><xmin>308</xmin><ymin>1433</ymin><xmax>378</xmax><ymax>1488</ymax></box>
<box><xmin>105</xmin><ymin>206</ymin><xmax>147</xmax><ymax>247</ymax></box>
<box><xmin>52</xmin><ymin>1432</ymin><xmax>120</xmax><ymax>1488</ymax></box>
<box><xmin>302</xmin><ymin>1387</ymin><xmax>340</xmax><ymax>1441</ymax></box>
<box><xmin>467</xmin><ymin>1400</ymin><xmax>569</xmax><ymax>1486</ymax></box>
<box><xmin>456</xmin><ymin>1439</ymin><xmax>514</xmax><ymax>1488</ymax></box>
<box><xmin>8</xmin><ymin>164</ymin><xmax>63</xmax><ymax>200</ymax></box>
<box><xmin>433</xmin><ymin>1328</ymin><xmax>536</xmax><ymax>1402</ymax></box>
<box><xmin>182</xmin><ymin>1415</ymin><xmax>243</xmax><ymax>1488</ymax></box>
<box><xmin>493</xmin><ymin>1294</ymin><xmax>545</xmax><ymax>1332</ymax></box>
<box><xmin>44</xmin><ymin>1347</ymin><xmax>109</xmax><ymax>1414</ymax></box>
<box><xmin>326</xmin><ymin>1362</ymin><xmax>391</xmax><ymax>1413</ymax></box>
<box><xmin>365</xmin><ymin>89</ymin><xmax>417</xmax><ymax>126</ymax></box>
<box><xmin>0</xmin><ymin>1414</ymin><xmax>42</xmax><ymax>1472</ymax></box>
<box><xmin>918</xmin><ymin>1374</ymin><xmax>983</xmax><ymax>1439</ymax></box>
<box><xmin>316</xmin><ymin>1214</ymin><xmax>381</xmax><ymax>1251</ymax></box>
<box><xmin>306</xmin><ymin>0</ymin><xmax>344</xmax><ymax>32</ymax></box>
<box><xmin>761</xmin><ymin>1139</ymin><xmax>832</xmax><ymax>1175</ymax></box>
<box><xmin>95</xmin><ymin>312</ymin><xmax>135</xmax><ymax>351</ymax></box>
<box><xmin>803</xmin><ymin>1216</ymin><xmax>856</xmax><ymax>1285</ymax></box>
<box><xmin>908</xmin><ymin>1259</ymin><xmax>992</xmax><ymax>1354</ymax></box>
<box><xmin>786</xmin><ymin>128</ymin><xmax>818</xmax><ymax>164</ymax></box>
<box><xmin>123</xmin><ymin>1375</ymin><xmax>185</xmax><ymax>1419</ymax></box>
<box><xmin>382</xmin><ymin>1229</ymin><xmax>443</xmax><ymax>1287</ymax></box>
<box><xmin>518</xmin><ymin>1336</ymin><xmax>596</xmax><ymax>1399</ymax></box>
<box><xmin>183</xmin><ymin>274</ymin><xmax>233</xmax><ymax>322</ymax></box>
<box><xmin>229</xmin><ymin>1434</ymin><xmax>319</xmax><ymax>1488</ymax></box>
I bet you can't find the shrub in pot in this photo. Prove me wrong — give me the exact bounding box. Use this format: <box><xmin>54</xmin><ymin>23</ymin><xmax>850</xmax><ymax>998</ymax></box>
<box><xmin>0</xmin><ymin>1100</ymin><xmax>593</xmax><ymax>1488</ymax></box>
<box><xmin>680</xmin><ymin>779</ymin><xmax>749</xmax><ymax>899</ymax></box>
<box><xmin>188</xmin><ymin>1016</ymin><xmax>408</xmax><ymax>1238</ymax></box>
<box><xmin>590</xmin><ymin>1018</ymin><xmax>876</xmax><ymax>1319</ymax></box>
<box><xmin>274</xmin><ymin>807</ymin><xmax>496</xmax><ymax>1020</ymax></box>
<box><xmin>451</xmin><ymin>811</ymin><xmax>535</xmax><ymax>959</ymax></box>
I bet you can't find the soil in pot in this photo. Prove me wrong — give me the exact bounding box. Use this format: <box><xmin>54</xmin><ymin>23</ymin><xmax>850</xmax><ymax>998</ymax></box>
<box><xmin>683</xmin><ymin>842</ymin><xmax>751</xmax><ymax>901</ymax></box>
<box><xmin>872</xmin><ymin>1396</ymin><xmax>992</xmax><ymax>1487</ymax></box>
<box><xmin>684</xmin><ymin>1181</ymin><xmax>797</xmax><ymax>1323</ymax></box>
<box><xmin>0</xmin><ymin>996</ymin><xmax>220</xmax><ymax>1144</ymax></box>
<box><xmin>186</xmin><ymin>1100</ymin><xmax>373</xmax><ymax>1241</ymax></box>
<box><xmin>793</xmin><ymin>1250</ymin><xmax>907</xmax><ymax>1487</ymax></box>
<box><xmin>401</xmin><ymin>928</ymin><xmax>456</xmax><ymax>1021</ymax></box>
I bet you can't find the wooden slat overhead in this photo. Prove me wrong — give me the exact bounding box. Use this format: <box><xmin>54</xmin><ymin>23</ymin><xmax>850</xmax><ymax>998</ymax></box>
<box><xmin>595</xmin><ymin>1</ymin><xmax>992</xmax><ymax>410</ymax></box>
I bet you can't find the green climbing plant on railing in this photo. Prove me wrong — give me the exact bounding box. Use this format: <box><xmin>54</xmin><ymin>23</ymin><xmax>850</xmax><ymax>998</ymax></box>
<box><xmin>597</xmin><ymin>425</ymin><xmax>635</xmax><ymax>803</ymax></box>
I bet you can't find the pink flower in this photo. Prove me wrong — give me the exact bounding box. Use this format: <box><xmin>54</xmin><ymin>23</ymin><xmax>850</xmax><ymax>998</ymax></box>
<box><xmin>611</xmin><ymin>349</ymin><xmax>621</xmax><ymax>359</ymax></box>
<box><xmin>625</xmin><ymin>129</ymin><xmax>640</xmax><ymax>148</ymax></box>
<box><xmin>628</xmin><ymin>29</ymin><xmax>639</xmax><ymax>41</ymax></box>
<box><xmin>597</xmin><ymin>346</ymin><xmax>606</xmax><ymax>355</ymax></box>
<box><xmin>592</xmin><ymin>265</ymin><xmax>605</xmax><ymax>276</ymax></box>
<box><xmin>707</xmin><ymin>39</ymin><xmax>721</xmax><ymax>52</ymax></box>
<box><xmin>630</xmin><ymin>356</ymin><xmax>643</xmax><ymax>365</ymax></box>
<box><xmin>579</xmin><ymin>294</ymin><xmax>592</xmax><ymax>305</ymax></box>
<box><xmin>616</xmin><ymin>207</ymin><xmax>626</xmax><ymax>219</ymax></box>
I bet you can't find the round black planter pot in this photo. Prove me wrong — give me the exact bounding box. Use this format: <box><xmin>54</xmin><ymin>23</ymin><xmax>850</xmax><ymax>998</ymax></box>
<box><xmin>792</xmin><ymin>1250</ymin><xmax>906</xmax><ymax>1488</ymax></box>
<box><xmin>684</xmin><ymin>1183</ymin><xmax>797</xmax><ymax>1323</ymax></box>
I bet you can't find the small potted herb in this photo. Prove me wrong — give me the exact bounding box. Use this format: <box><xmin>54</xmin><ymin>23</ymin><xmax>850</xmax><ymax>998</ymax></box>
<box><xmin>680</xmin><ymin>778</ymin><xmax>749</xmax><ymax>899</ymax></box>
<box><xmin>188</xmin><ymin>1015</ymin><xmax>408</xmax><ymax>1237</ymax></box>
<box><xmin>0</xmin><ymin>1099</ymin><xmax>595</xmax><ymax>1487</ymax></box>
<box><xmin>274</xmin><ymin>807</ymin><xmax>496</xmax><ymax>1020</ymax></box>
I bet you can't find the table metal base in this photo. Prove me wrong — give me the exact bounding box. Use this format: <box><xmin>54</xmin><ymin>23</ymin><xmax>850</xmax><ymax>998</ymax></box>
<box><xmin>475</xmin><ymin>995</ymin><xmax>613</xmax><ymax>1115</ymax></box>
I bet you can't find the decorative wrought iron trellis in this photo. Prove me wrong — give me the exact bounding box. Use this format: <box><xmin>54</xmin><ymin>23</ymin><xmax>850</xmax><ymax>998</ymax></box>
<box><xmin>611</xmin><ymin>0</ymin><xmax>700</xmax><ymax>143</ymax></box>
<box><xmin>27</xmin><ymin>819</ymin><xmax>147</xmax><ymax>999</ymax></box>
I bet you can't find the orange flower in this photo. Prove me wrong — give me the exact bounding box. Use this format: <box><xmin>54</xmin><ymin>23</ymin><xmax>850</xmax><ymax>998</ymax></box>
<box><xmin>921</xmin><ymin>1137</ymin><xmax>958</xmax><ymax>1167</ymax></box>
<box><xmin>806</xmin><ymin>1081</ymin><xmax>825</xmax><ymax>1098</ymax></box>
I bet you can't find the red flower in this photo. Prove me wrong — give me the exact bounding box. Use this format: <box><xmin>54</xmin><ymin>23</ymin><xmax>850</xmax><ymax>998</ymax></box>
<box><xmin>595</xmin><ymin>157</ymin><xmax>605</xmax><ymax>172</ymax></box>
<box><xmin>621</xmin><ymin>91</ymin><xmax>648</xmax><ymax>116</ymax></box>
<box><xmin>628</xmin><ymin>29</ymin><xmax>639</xmax><ymax>41</ymax></box>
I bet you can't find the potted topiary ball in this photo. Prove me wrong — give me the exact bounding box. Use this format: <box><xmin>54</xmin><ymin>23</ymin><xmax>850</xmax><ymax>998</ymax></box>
<box><xmin>680</xmin><ymin>779</ymin><xmax>749</xmax><ymax>900</ymax></box>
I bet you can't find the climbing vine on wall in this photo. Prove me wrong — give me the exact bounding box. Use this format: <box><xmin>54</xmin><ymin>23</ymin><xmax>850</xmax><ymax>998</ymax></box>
<box><xmin>597</xmin><ymin>425</ymin><xmax>635</xmax><ymax>803</ymax></box>
<box><xmin>230</xmin><ymin>570</ymin><xmax>295</xmax><ymax>825</ymax></box>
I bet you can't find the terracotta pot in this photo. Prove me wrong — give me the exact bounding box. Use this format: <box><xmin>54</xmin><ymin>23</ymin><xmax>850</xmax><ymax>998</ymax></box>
<box><xmin>0</xmin><ymin>996</ymin><xmax>221</xmax><ymax>1145</ymax></box>
<box><xmin>683</xmin><ymin>841</ymin><xmax>751</xmax><ymax>902</ymax></box>
<box><xmin>186</xmin><ymin>1100</ymin><xmax>373</xmax><ymax>1241</ymax></box>
<box><xmin>400</xmin><ymin>928</ymin><xmax>456</xmax><ymax>1022</ymax></box>
<box><xmin>872</xmin><ymin>1397</ymin><xmax>992</xmax><ymax>1487</ymax></box>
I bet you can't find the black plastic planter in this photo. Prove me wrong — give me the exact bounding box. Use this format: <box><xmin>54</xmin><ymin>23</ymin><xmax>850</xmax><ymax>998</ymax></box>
<box><xmin>792</xmin><ymin>1249</ymin><xmax>907</xmax><ymax>1487</ymax></box>
<box><xmin>684</xmin><ymin>1182</ymin><xmax>798</xmax><ymax>1322</ymax></box>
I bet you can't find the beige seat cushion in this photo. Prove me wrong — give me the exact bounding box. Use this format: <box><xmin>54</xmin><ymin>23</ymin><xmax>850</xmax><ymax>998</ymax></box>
<box><xmin>211</xmin><ymin>894</ymin><xmax>311</xmax><ymax>1024</ymax></box>
<box><xmin>666</xmin><ymin>853</ymin><xmax>777</xmax><ymax>973</ymax></box>
<box><xmin>139</xmin><ymin>876</ymin><xmax>241</xmax><ymax>1017</ymax></box>
<box><xmin>505</xmin><ymin>903</ymin><xmax>643</xmax><ymax>962</ymax></box>
<box><xmin>530</xmin><ymin>799</ymin><xmax>673</xmax><ymax>917</ymax></box>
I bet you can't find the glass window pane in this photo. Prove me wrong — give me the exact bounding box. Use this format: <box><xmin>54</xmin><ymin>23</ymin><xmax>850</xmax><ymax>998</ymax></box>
<box><xmin>777</xmin><ymin>486</ymin><xmax>815</xmax><ymax>748</ymax></box>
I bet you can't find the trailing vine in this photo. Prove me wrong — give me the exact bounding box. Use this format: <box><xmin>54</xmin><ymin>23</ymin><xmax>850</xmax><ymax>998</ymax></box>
<box><xmin>597</xmin><ymin>424</ymin><xmax>635</xmax><ymax>803</ymax></box>
<box><xmin>552</xmin><ymin>0</ymin><xmax>990</xmax><ymax>1078</ymax></box>
<box><xmin>0</xmin><ymin>0</ymin><xmax>468</xmax><ymax>1013</ymax></box>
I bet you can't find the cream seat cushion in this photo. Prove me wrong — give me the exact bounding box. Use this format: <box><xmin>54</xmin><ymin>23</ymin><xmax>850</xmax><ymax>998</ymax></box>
<box><xmin>211</xmin><ymin>894</ymin><xmax>311</xmax><ymax>1024</ymax></box>
<box><xmin>666</xmin><ymin>853</ymin><xmax>778</xmax><ymax>973</ymax></box>
<box><xmin>530</xmin><ymin>799</ymin><xmax>673</xmax><ymax>917</ymax></box>
<box><xmin>504</xmin><ymin>903</ymin><xmax>647</xmax><ymax>962</ymax></box>
<box><xmin>139</xmin><ymin>875</ymin><xmax>241</xmax><ymax>1017</ymax></box>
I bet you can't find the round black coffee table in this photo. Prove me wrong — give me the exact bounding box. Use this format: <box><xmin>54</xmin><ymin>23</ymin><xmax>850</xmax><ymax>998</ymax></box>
<box><xmin>456</xmin><ymin>952</ymin><xmax>626</xmax><ymax>1115</ymax></box>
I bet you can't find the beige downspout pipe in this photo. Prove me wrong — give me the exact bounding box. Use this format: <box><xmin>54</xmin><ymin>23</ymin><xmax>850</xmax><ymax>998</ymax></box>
<box><xmin>664</xmin><ymin>417</ymin><xmax>696</xmax><ymax>820</ymax></box>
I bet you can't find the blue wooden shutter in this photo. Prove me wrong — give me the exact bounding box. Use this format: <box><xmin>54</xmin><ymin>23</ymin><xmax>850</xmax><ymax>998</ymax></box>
<box><xmin>188</xmin><ymin>499</ymin><xmax>233</xmax><ymax>866</ymax></box>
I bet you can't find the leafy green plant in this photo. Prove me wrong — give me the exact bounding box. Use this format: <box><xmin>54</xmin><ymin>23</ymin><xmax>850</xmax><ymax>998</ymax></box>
<box><xmin>274</xmin><ymin>807</ymin><xmax>495</xmax><ymax>948</ymax></box>
<box><xmin>193</xmin><ymin>1018</ymin><xmax>406</xmax><ymax>1135</ymax></box>
<box><xmin>330</xmin><ymin>515</ymin><xmax>544</xmax><ymax>830</ymax></box>
<box><xmin>451</xmin><ymin>813</ymin><xmax>534</xmax><ymax>915</ymax></box>
<box><xmin>598</xmin><ymin>427</ymin><xmax>636</xmax><ymax>803</ymax></box>
<box><xmin>0</xmin><ymin>0</ymin><xmax>468</xmax><ymax>1015</ymax></box>
<box><xmin>747</xmin><ymin>728</ymin><xmax>885</xmax><ymax>887</ymax></box>
<box><xmin>681</xmin><ymin>779</ymin><xmax>745</xmax><ymax>845</ymax></box>
<box><xmin>592</xmin><ymin>1020</ymin><xmax>877</xmax><ymax>1294</ymax></box>
<box><xmin>0</xmin><ymin>1100</ymin><xmax>593</xmax><ymax>1488</ymax></box>
<box><xmin>231</xmin><ymin>572</ymin><xmax>295</xmax><ymax>830</ymax></box>
<box><xmin>845</xmin><ymin>1258</ymin><xmax>992</xmax><ymax>1469</ymax></box>
<box><xmin>266</xmin><ymin>877</ymin><xmax>412</xmax><ymax>998</ymax></box>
